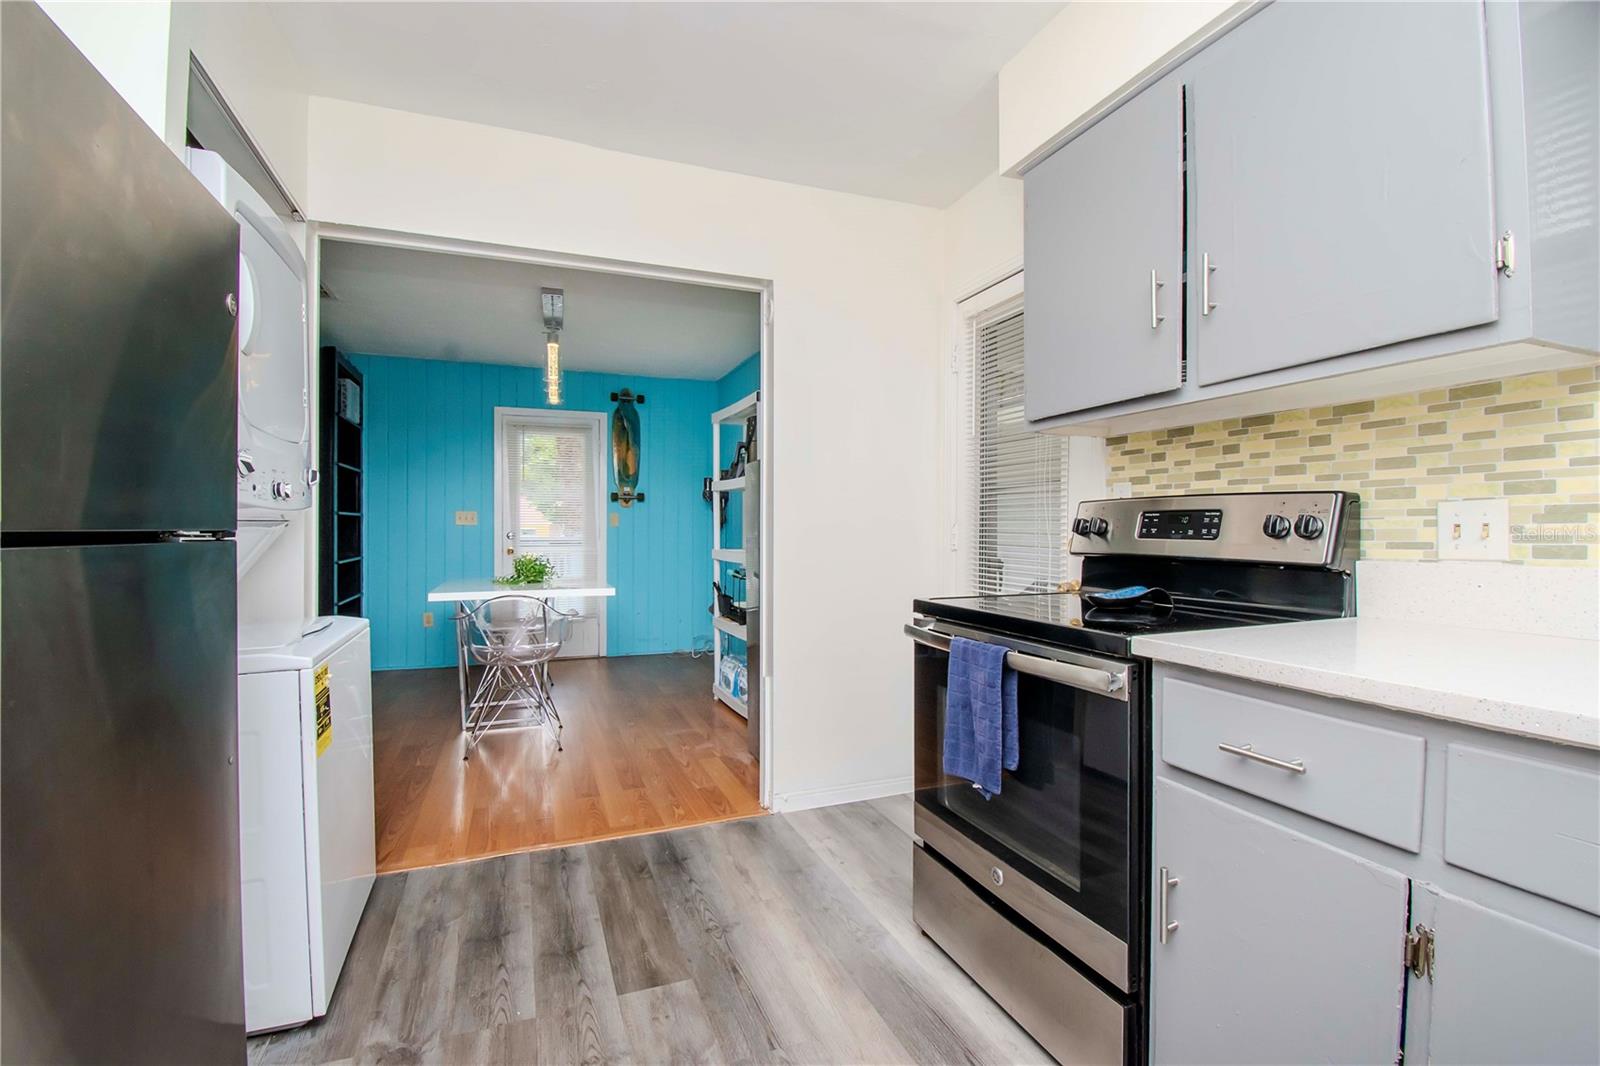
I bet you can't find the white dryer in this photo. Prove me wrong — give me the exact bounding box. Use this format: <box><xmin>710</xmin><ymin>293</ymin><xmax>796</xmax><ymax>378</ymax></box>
<box><xmin>237</xmin><ymin>617</ymin><xmax>375</xmax><ymax>1034</ymax></box>
<box><xmin>187</xmin><ymin>149</ymin><xmax>312</xmax><ymax>573</ymax></box>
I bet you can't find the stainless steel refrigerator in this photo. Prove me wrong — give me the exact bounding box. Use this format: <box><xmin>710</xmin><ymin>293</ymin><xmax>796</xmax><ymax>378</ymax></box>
<box><xmin>2</xmin><ymin>4</ymin><xmax>246</xmax><ymax>1062</ymax></box>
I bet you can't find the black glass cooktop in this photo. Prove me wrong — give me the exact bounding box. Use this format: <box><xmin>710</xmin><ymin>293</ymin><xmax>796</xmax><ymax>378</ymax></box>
<box><xmin>912</xmin><ymin>590</ymin><xmax>1312</xmax><ymax>658</ymax></box>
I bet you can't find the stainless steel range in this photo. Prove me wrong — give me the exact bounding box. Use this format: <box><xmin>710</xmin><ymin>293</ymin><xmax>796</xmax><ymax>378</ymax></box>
<box><xmin>906</xmin><ymin>491</ymin><xmax>1358</xmax><ymax>1064</ymax></box>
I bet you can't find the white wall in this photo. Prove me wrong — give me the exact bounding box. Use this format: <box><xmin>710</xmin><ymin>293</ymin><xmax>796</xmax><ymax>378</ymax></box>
<box><xmin>40</xmin><ymin>0</ymin><xmax>309</xmax><ymax>204</ymax></box>
<box><xmin>40</xmin><ymin>1</ymin><xmax>172</xmax><ymax>137</ymax></box>
<box><xmin>942</xmin><ymin>172</ymin><xmax>1024</xmax><ymax>303</ymax></box>
<box><xmin>304</xmin><ymin>97</ymin><xmax>944</xmax><ymax>810</ymax></box>
<box><xmin>999</xmin><ymin>0</ymin><xmax>1247</xmax><ymax>175</ymax></box>
<box><xmin>167</xmin><ymin>1</ymin><xmax>310</xmax><ymax>203</ymax></box>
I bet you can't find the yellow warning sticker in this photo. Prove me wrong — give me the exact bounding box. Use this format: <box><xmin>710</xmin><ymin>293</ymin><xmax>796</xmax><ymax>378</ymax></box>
<box><xmin>314</xmin><ymin>663</ymin><xmax>332</xmax><ymax>757</ymax></box>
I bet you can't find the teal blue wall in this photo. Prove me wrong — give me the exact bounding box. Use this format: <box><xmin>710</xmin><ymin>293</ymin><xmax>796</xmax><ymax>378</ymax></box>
<box><xmin>355</xmin><ymin>353</ymin><xmax>719</xmax><ymax>670</ymax></box>
<box><xmin>717</xmin><ymin>353</ymin><xmax>759</xmax><ymax>404</ymax></box>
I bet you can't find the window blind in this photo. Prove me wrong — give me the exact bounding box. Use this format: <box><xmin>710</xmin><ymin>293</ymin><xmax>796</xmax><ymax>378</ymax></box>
<box><xmin>501</xmin><ymin>419</ymin><xmax>599</xmax><ymax>585</ymax></box>
<box><xmin>961</xmin><ymin>295</ymin><xmax>1066</xmax><ymax>595</ymax></box>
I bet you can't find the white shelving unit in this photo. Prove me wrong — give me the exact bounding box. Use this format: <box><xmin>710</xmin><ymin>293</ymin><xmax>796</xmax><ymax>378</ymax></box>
<box><xmin>711</xmin><ymin>389</ymin><xmax>757</xmax><ymax>717</ymax></box>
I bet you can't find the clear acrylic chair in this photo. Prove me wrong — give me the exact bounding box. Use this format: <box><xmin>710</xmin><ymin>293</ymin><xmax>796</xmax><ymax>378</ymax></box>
<box><xmin>460</xmin><ymin>595</ymin><xmax>574</xmax><ymax>758</ymax></box>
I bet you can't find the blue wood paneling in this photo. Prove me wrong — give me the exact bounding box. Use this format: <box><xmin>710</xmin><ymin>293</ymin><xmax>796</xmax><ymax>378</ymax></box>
<box><xmin>354</xmin><ymin>354</ymin><xmax>719</xmax><ymax>670</ymax></box>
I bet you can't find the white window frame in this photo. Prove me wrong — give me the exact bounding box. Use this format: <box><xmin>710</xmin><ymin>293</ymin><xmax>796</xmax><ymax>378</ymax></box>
<box><xmin>948</xmin><ymin>271</ymin><xmax>1071</xmax><ymax>596</ymax></box>
<box><xmin>492</xmin><ymin>406</ymin><xmax>608</xmax><ymax>656</ymax></box>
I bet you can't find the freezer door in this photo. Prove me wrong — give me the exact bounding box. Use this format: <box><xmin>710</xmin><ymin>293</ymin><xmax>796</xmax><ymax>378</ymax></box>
<box><xmin>1</xmin><ymin>3</ymin><xmax>239</xmax><ymax>535</ymax></box>
<box><xmin>1</xmin><ymin>541</ymin><xmax>244</xmax><ymax>1064</ymax></box>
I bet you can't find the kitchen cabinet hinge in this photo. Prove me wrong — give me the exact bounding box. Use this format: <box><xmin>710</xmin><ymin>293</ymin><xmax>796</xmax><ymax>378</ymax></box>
<box><xmin>1404</xmin><ymin>924</ymin><xmax>1435</xmax><ymax>981</ymax></box>
<box><xmin>1495</xmin><ymin>230</ymin><xmax>1515</xmax><ymax>277</ymax></box>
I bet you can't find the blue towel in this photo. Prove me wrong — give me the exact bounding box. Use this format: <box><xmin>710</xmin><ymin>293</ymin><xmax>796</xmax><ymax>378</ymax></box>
<box><xmin>942</xmin><ymin>637</ymin><xmax>1018</xmax><ymax>798</ymax></box>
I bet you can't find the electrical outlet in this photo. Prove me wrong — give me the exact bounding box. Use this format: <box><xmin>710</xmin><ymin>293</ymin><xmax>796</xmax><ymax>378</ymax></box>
<box><xmin>455</xmin><ymin>510</ymin><xmax>478</xmax><ymax>526</ymax></box>
<box><xmin>610</xmin><ymin>512</ymin><xmax>620</xmax><ymax>527</ymax></box>
<box><xmin>1436</xmin><ymin>498</ymin><xmax>1510</xmax><ymax>561</ymax></box>
<box><xmin>422</xmin><ymin>611</ymin><xmax>434</xmax><ymax>628</ymax></box>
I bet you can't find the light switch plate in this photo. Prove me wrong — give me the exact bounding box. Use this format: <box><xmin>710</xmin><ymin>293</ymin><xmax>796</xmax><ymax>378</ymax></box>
<box><xmin>610</xmin><ymin>512</ymin><xmax>620</xmax><ymax>527</ymax></box>
<box><xmin>422</xmin><ymin>611</ymin><xmax>434</xmax><ymax>628</ymax></box>
<box><xmin>1436</xmin><ymin>498</ymin><xmax>1510</xmax><ymax>561</ymax></box>
<box><xmin>455</xmin><ymin>510</ymin><xmax>478</xmax><ymax>526</ymax></box>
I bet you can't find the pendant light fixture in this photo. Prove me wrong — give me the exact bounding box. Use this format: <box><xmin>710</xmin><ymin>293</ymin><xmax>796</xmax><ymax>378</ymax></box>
<box><xmin>541</xmin><ymin>286</ymin><xmax>565</xmax><ymax>405</ymax></box>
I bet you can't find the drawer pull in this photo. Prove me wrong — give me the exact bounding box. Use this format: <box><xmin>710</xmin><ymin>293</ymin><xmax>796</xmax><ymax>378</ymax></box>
<box><xmin>1219</xmin><ymin>742</ymin><xmax>1306</xmax><ymax>774</ymax></box>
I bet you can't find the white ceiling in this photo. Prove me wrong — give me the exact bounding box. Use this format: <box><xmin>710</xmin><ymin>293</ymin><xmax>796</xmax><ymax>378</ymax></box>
<box><xmin>319</xmin><ymin>240</ymin><xmax>760</xmax><ymax>379</ymax></box>
<box><xmin>268</xmin><ymin>2</ymin><xmax>1063</xmax><ymax>207</ymax></box>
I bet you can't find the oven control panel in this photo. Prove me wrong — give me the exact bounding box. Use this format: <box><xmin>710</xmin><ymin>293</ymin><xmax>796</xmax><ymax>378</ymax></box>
<box><xmin>1138</xmin><ymin>508</ymin><xmax>1223</xmax><ymax>541</ymax></box>
<box><xmin>1070</xmin><ymin>492</ymin><xmax>1356</xmax><ymax>570</ymax></box>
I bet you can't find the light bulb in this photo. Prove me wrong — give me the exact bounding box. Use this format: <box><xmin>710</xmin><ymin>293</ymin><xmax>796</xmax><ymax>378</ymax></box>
<box><xmin>545</xmin><ymin>338</ymin><xmax>562</xmax><ymax>405</ymax></box>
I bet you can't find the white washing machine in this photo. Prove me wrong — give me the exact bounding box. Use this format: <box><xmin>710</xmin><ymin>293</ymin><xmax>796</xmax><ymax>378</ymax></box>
<box><xmin>237</xmin><ymin>617</ymin><xmax>375</xmax><ymax>1034</ymax></box>
<box><xmin>187</xmin><ymin>148</ymin><xmax>312</xmax><ymax>574</ymax></box>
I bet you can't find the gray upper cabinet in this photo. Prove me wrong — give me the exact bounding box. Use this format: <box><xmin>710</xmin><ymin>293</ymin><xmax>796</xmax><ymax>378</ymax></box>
<box><xmin>1020</xmin><ymin>0</ymin><xmax>1598</xmax><ymax>432</ymax></box>
<box><xmin>1024</xmin><ymin>80</ymin><xmax>1183</xmax><ymax>419</ymax></box>
<box><xmin>1405</xmin><ymin>883</ymin><xmax>1600</xmax><ymax>1066</ymax></box>
<box><xmin>1190</xmin><ymin>1</ymin><xmax>1499</xmax><ymax>386</ymax></box>
<box><xmin>1150</xmin><ymin>779</ymin><xmax>1409</xmax><ymax>1065</ymax></box>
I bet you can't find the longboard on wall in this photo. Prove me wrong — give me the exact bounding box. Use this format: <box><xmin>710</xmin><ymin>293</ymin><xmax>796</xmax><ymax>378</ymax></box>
<box><xmin>610</xmin><ymin>389</ymin><xmax>643</xmax><ymax>506</ymax></box>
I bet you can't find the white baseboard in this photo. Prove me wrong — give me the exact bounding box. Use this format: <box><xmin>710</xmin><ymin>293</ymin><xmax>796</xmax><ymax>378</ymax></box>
<box><xmin>772</xmin><ymin>774</ymin><xmax>913</xmax><ymax>814</ymax></box>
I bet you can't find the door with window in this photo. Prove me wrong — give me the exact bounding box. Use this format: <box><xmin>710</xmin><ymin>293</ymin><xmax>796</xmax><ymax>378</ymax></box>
<box><xmin>493</xmin><ymin>408</ymin><xmax>607</xmax><ymax>658</ymax></box>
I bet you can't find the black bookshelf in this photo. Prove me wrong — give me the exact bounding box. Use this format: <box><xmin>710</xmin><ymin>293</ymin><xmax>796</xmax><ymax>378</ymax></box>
<box><xmin>317</xmin><ymin>347</ymin><xmax>365</xmax><ymax>617</ymax></box>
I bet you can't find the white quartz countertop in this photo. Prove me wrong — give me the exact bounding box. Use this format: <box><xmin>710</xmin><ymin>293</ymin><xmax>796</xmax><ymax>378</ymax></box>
<box><xmin>1132</xmin><ymin>618</ymin><xmax>1600</xmax><ymax>750</ymax></box>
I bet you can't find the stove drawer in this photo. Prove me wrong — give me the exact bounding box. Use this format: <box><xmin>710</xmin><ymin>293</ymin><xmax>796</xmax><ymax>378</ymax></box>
<box><xmin>1159</xmin><ymin>675</ymin><xmax>1426</xmax><ymax>851</ymax></box>
<box><xmin>913</xmin><ymin>846</ymin><xmax>1128</xmax><ymax>1065</ymax></box>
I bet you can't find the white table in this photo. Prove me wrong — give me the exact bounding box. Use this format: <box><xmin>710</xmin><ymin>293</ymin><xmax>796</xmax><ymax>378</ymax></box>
<box><xmin>427</xmin><ymin>580</ymin><xmax>617</xmax><ymax>734</ymax></box>
<box><xmin>426</xmin><ymin>579</ymin><xmax>617</xmax><ymax>603</ymax></box>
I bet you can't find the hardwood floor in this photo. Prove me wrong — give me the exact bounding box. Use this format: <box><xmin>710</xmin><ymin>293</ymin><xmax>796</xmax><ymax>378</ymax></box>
<box><xmin>373</xmin><ymin>655</ymin><xmax>762</xmax><ymax>873</ymax></box>
<box><xmin>248</xmin><ymin>796</ymin><xmax>1050</xmax><ymax>1066</ymax></box>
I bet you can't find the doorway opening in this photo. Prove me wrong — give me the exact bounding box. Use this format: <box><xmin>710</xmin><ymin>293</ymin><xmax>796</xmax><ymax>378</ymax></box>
<box><xmin>310</xmin><ymin>227</ymin><xmax>772</xmax><ymax>872</ymax></box>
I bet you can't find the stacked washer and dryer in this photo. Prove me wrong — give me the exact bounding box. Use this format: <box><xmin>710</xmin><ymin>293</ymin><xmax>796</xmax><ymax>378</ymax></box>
<box><xmin>188</xmin><ymin>151</ymin><xmax>376</xmax><ymax>1034</ymax></box>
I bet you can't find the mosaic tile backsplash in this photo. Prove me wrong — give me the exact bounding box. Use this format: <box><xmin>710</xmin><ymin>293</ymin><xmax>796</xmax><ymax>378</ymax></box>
<box><xmin>1105</xmin><ymin>367</ymin><xmax>1600</xmax><ymax>564</ymax></box>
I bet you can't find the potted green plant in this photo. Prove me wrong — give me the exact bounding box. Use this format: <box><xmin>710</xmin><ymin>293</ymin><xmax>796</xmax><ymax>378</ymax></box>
<box><xmin>495</xmin><ymin>554</ymin><xmax>557</xmax><ymax>586</ymax></box>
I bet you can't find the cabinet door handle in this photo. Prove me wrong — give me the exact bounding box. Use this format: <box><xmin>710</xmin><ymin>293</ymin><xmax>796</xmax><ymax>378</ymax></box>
<box><xmin>1150</xmin><ymin>268</ymin><xmax>1166</xmax><ymax>330</ymax></box>
<box><xmin>1219</xmin><ymin>742</ymin><xmax>1306</xmax><ymax>774</ymax></box>
<box><xmin>1159</xmin><ymin>866</ymin><xmax>1180</xmax><ymax>944</ymax></box>
<box><xmin>1201</xmin><ymin>253</ymin><xmax>1217</xmax><ymax>316</ymax></box>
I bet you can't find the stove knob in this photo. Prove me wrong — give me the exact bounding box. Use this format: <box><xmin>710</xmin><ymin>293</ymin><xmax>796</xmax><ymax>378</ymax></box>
<box><xmin>1072</xmin><ymin>517</ymin><xmax>1092</xmax><ymax>537</ymax></box>
<box><xmin>271</xmin><ymin>480</ymin><xmax>293</xmax><ymax>501</ymax></box>
<box><xmin>1294</xmin><ymin>513</ymin><xmax>1325</xmax><ymax>540</ymax></box>
<box><xmin>1262</xmin><ymin>514</ymin><xmax>1292</xmax><ymax>540</ymax></box>
<box><xmin>1088</xmin><ymin>517</ymin><xmax>1110</xmax><ymax>537</ymax></box>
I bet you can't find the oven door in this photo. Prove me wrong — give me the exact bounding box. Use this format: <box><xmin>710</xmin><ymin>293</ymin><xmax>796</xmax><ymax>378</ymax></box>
<box><xmin>907</xmin><ymin>618</ymin><xmax>1143</xmax><ymax>993</ymax></box>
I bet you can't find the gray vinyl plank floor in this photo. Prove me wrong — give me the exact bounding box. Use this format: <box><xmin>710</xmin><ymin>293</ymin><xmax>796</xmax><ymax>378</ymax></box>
<box><xmin>248</xmin><ymin>795</ymin><xmax>1050</xmax><ymax>1066</ymax></box>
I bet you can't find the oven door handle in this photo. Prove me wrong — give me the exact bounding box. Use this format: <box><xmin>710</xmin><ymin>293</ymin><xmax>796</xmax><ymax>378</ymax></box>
<box><xmin>904</xmin><ymin>623</ymin><xmax>1129</xmax><ymax>700</ymax></box>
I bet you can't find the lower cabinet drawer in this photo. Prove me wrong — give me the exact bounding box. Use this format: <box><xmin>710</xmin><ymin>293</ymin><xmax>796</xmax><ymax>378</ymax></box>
<box><xmin>1444</xmin><ymin>744</ymin><xmax>1600</xmax><ymax>915</ymax></box>
<box><xmin>1161</xmin><ymin>676</ymin><xmax>1427</xmax><ymax>851</ymax></box>
<box><xmin>912</xmin><ymin>847</ymin><xmax>1127</xmax><ymax>1065</ymax></box>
